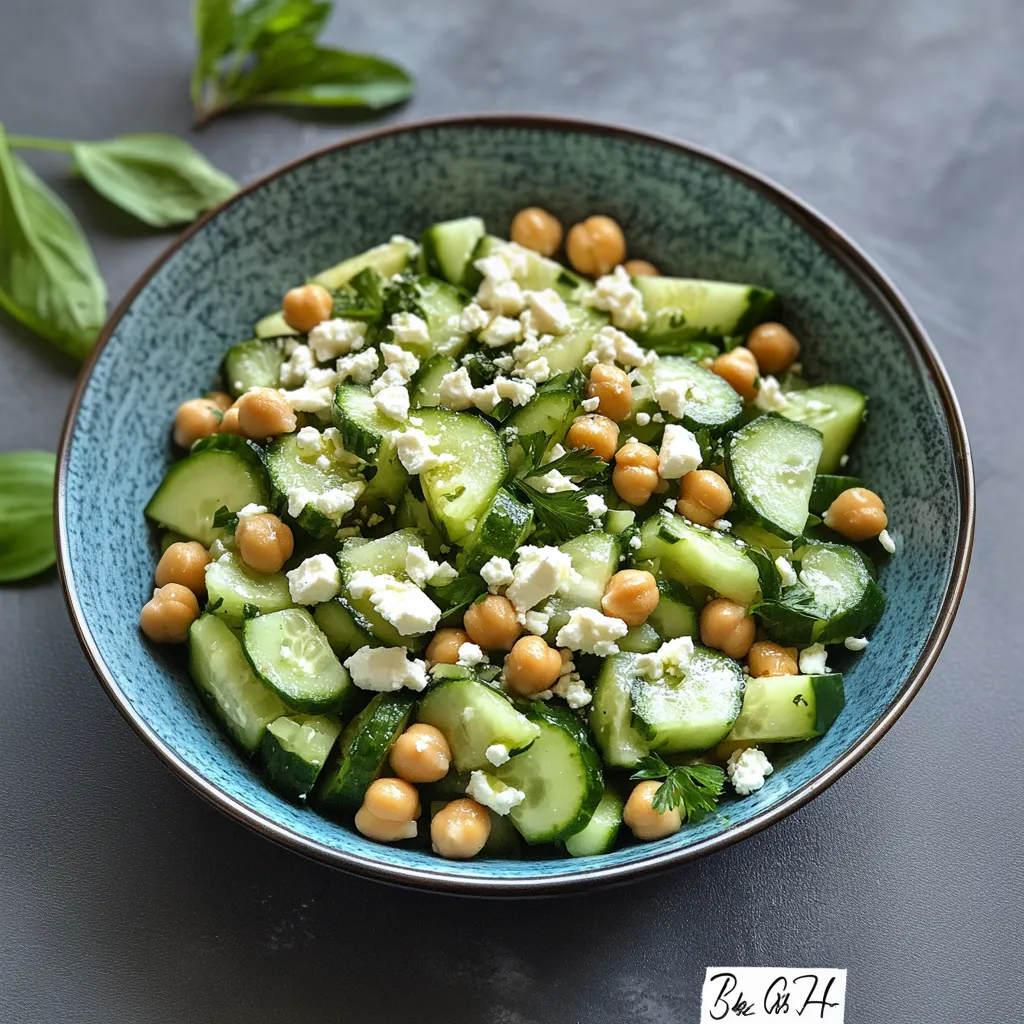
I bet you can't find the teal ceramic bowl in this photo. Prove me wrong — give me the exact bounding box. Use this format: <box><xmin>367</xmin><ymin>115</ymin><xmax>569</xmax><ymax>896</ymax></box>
<box><xmin>56</xmin><ymin>116</ymin><xmax>974</xmax><ymax>894</ymax></box>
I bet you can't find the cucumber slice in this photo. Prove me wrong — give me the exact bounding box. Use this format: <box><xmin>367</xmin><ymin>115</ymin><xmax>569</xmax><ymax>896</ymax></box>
<box><xmin>384</xmin><ymin>276</ymin><xmax>469</xmax><ymax>358</ymax></box>
<box><xmin>727</xmin><ymin>414</ymin><xmax>823</xmax><ymax>539</ymax></box>
<box><xmin>633</xmin><ymin>356</ymin><xmax>743</xmax><ymax>434</ymax></box>
<box><xmin>311</xmin><ymin>238</ymin><xmax>416</xmax><ymax>291</ymax></box>
<box><xmin>753</xmin><ymin>541</ymin><xmax>885</xmax><ymax>645</ymax></box>
<box><xmin>646</xmin><ymin>578</ymin><xmax>699</xmax><ymax>641</ymax></box>
<box><xmin>604</xmin><ymin>508</ymin><xmax>635</xmax><ymax>535</ymax></box>
<box><xmin>779</xmin><ymin>384</ymin><xmax>866</xmax><ymax>473</ymax></box>
<box><xmin>416</xmin><ymin>678</ymin><xmax>540</xmax><ymax>771</ymax></box>
<box><xmin>636</xmin><ymin>511</ymin><xmax>760</xmax><ymax>605</ymax></box>
<box><xmin>495</xmin><ymin>704</ymin><xmax>603</xmax><ymax>844</ymax></box>
<box><xmin>409</xmin><ymin>354</ymin><xmax>458</xmax><ymax>408</ymax></box>
<box><xmin>223</xmin><ymin>338</ymin><xmax>284</xmax><ymax>397</ymax></box>
<box><xmin>395</xmin><ymin>490</ymin><xmax>445</xmax><ymax>555</ymax></box>
<box><xmin>313</xmin><ymin>597</ymin><xmax>379</xmax><ymax>658</ymax></box>
<box><xmin>456</xmin><ymin>489</ymin><xmax>534</xmax><ymax>574</ymax></box>
<box><xmin>731</xmin><ymin>519</ymin><xmax>792</xmax><ymax>558</ymax></box>
<box><xmin>145</xmin><ymin>438</ymin><xmax>269</xmax><ymax>547</ymax></box>
<box><xmin>415</xmin><ymin>408</ymin><xmax>508</xmax><ymax>543</ymax></box>
<box><xmin>261</xmin><ymin>714</ymin><xmax>342</xmax><ymax>801</ymax></box>
<box><xmin>539</xmin><ymin>305</ymin><xmax>609</xmax><ymax>375</ymax></box>
<box><xmin>188</xmin><ymin>614</ymin><xmax>288</xmax><ymax>754</ymax></box>
<box><xmin>564</xmin><ymin>787</ymin><xmax>624</xmax><ymax>857</ymax></box>
<box><xmin>725</xmin><ymin>673</ymin><xmax>845</xmax><ymax>743</ymax></box>
<box><xmin>543</xmin><ymin>531</ymin><xmax>621</xmax><ymax>640</ymax></box>
<box><xmin>809</xmin><ymin>474</ymin><xmax>868</xmax><ymax>516</ymax></box>
<box><xmin>421</xmin><ymin>216</ymin><xmax>486</xmax><ymax>285</ymax></box>
<box><xmin>205</xmin><ymin>552</ymin><xmax>293</xmax><ymax>626</ymax></box>
<box><xmin>630</xmin><ymin>644</ymin><xmax>746</xmax><ymax>753</ymax></box>
<box><xmin>255</xmin><ymin>310</ymin><xmax>299</xmax><ymax>339</ymax></box>
<box><xmin>360</xmin><ymin>435</ymin><xmax>408</xmax><ymax>505</ymax></box>
<box><xmin>314</xmin><ymin>691</ymin><xmax>416</xmax><ymax>817</ymax></box>
<box><xmin>590</xmin><ymin>653</ymin><xmax>650</xmax><ymax>768</ymax></box>
<box><xmin>632</xmin><ymin>276</ymin><xmax>777</xmax><ymax>351</ymax></box>
<box><xmin>504</xmin><ymin>389</ymin><xmax>577</xmax><ymax>475</ymax></box>
<box><xmin>332</xmin><ymin>383</ymin><xmax>403</xmax><ymax>462</ymax></box>
<box><xmin>618</xmin><ymin>622</ymin><xmax>662</xmax><ymax>654</ymax></box>
<box><xmin>463</xmin><ymin>235</ymin><xmax>579</xmax><ymax>297</ymax></box>
<box><xmin>242</xmin><ymin>608</ymin><xmax>356</xmax><ymax>714</ymax></box>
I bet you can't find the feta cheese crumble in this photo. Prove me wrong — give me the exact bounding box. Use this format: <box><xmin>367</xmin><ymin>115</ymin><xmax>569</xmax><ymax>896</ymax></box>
<box><xmin>635</xmin><ymin>411</ymin><xmax>651</xmax><ymax>426</ymax></box>
<box><xmin>480</xmin><ymin>556</ymin><xmax>515</xmax><ymax>594</ymax></box>
<box><xmin>775</xmin><ymin>556</ymin><xmax>798</xmax><ymax>588</ymax></box>
<box><xmin>485</xmin><ymin>744</ymin><xmax>510</xmax><ymax>767</ymax></box>
<box><xmin>524</xmin><ymin>288</ymin><xmax>572</xmax><ymax>335</ymax></box>
<box><xmin>335</xmin><ymin>347</ymin><xmax>380</xmax><ymax>384</ymax></box>
<box><xmin>584</xmin><ymin>266</ymin><xmax>647</xmax><ymax>330</ymax></box>
<box><xmin>479</xmin><ymin>315</ymin><xmax>523</xmax><ymax>348</ymax></box>
<box><xmin>636</xmin><ymin>636</ymin><xmax>695</xmax><ymax>681</ymax></box>
<box><xmin>236</xmin><ymin>503</ymin><xmax>268</xmax><ymax>520</ymax></box>
<box><xmin>551</xmin><ymin>672</ymin><xmax>592</xmax><ymax>709</ymax></box>
<box><xmin>388</xmin><ymin>313</ymin><xmax>430</xmax><ymax>350</ymax></box>
<box><xmin>465</xmin><ymin>771</ymin><xmax>525</xmax><ymax>816</ymax></box>
<box><xmin>347</xmin><ymin>571</ymin><xmax>441</xmax><ymax>635</ymax></box>
<box><xmin>286</xmin><ymin>553</ymin><xmax>341</xmax><ymax>605</ymax></box>
<box><xmin>754</xmin><ymin>375</ymin><xmax>790</xmax><ymax>412</ymax></box>
<box><xmin>344</xmin><ymin>645</ymin><xmax>429</xmax><ymax>692</ymax></box>
<box><xmin>799</xmin><ymin>643</ymin><xmax>829</xmax><ymax>675</ymax></box>
<box><xmin>727</xmin><ymin>747</ymin><xmax>774</xmax><ymax>796</ymax></box>
<box><xmin>294</xmin><ymin>425</ymin><xmax>323</xmax><ymax>454</ymax></box>
<box><xmin>844</xmin><ymin>636</ymin><xmax>870</xmax><ymax>651</ymax></box>
<box><xmin>506</xmin><ymin>546</ymin><xmax>582</xmax><ymax>612</ymax></box>
<box><xmin>278</xmin><ymin>344</ymin><xmax>315</xmax><ymax>387</ymax></box>
<box><xmin>581</xmin><ymin>396</ymin><xmax>601</xmax><ymax>413</ymax></box>
<box><xmin>555</xmin><ymin>607</ymin><xmax>629</xmax><ymax>656</ymax></box>
<box><xmin>438</xmin><ymin>367</ymin><xmax>475</xmax><ymax>411</ymax></box>
<box><xmin>529</xmin><ymin>467</ymin><xmax>579</xmax><ymax>494</ymax></box>
<box><xmin>878</xmin><ymin>528</ymin><xmax>896</xmax><ymax>554</ymax></box>
<box><xmin>374</xmin><ymin>383</ymin><xmax>410</xmax><ymax>421</ymax></box>
<box><xmin>582</xmin><ymin>324</ymin><xmax>652</xmax><ymax>370</ymax></box>
<box><xmin>657</xmin><ymin>423</ymin><xmax>703</xmax><ymax>479</ymax></box>
<box><xmin>458</xmin><ymin>302</ymin><xmax>493</xmax><ymax>333</ymax></box>
<box><xmin>285</xmin><ymin>480</ymin><xmax>364</xmax><ymax>520</ymax></box>
<box><xmin>308</xmin><ymin>318</ymin><xmax>366</xmax><ymax>362</ymax></box>
<box><xmin>583</xmin><ymin>493</ymin><xmax>608</xmax><ymax>519</ymax></box>
<box><xmin>392</xmin><ymin>427</ymin><xmax>452</xmax><ymax>475</ymax></box>
<box><xmin>458</xmin><ymin>642</ymin><xmax>486</xmax><ymax>667</ymax></box>
<box><xmin>523</xmin><ymin>608</ymin><xmax>551</xmax><ymax>635</ymax></box>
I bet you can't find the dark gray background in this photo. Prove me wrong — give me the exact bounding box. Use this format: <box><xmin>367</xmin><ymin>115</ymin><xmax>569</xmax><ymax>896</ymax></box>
<box><xmin>1</xmin><ymin>1</ymin><xmax>1020</xmax><ymax>1021</ymax></box>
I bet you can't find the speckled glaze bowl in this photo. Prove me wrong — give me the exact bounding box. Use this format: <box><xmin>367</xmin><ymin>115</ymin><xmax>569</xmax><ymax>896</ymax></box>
<box><xmin>56</xmin><ymin>116</ymin><xmax>974</xmax><ymax>895</ymax></box>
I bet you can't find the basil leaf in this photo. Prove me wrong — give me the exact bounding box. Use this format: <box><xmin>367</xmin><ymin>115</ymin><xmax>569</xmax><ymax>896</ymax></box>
<box><xmin>232</xmin><ymin>0</ymin><xmax>329</xmax><ymax>53</ymax></box>
<box><xmin>0</xmin><ymin>126</ymin><xmax>106</xmax><ymax>359</ymax></box>
<box><xmin>0</xmin><ymin>451</ymin><xmax>56</xmax><ymax>583</ymax></box>
<box><xmin>191</xmin><ymin>0</ymin><xmax>236</xmax><ymax>108</ymax></box>
<box><xmin>71</xmin><ymin>134</ymin><xmax>238</xmax><ymax>228</ymax></box>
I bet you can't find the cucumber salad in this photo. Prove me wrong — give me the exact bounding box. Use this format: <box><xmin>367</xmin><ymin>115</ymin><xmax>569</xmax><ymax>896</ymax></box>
<box><xmin>141</xmin><ymin>208</ymin><xmax>893</xmax><ymax>860</ymax></box>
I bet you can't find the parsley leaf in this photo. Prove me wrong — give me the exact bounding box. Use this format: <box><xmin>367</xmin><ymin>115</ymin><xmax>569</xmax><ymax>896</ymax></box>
<box><xmin>539</xmin><ymin>445</ymin><xmax>606</xmax><ymax>480</ymax></box>
<box><xmin>631</xmin><ymin>753</ymin><xmax>726</xmax><ymax>823</ymax></box>
<box><xmin>212</xmin><ymin>505</ymin><xmax>238</xmax><ymax>530</ymax></box>
<box><xmin>509</xmin><ymin>478</ymin><xmax>593</xmax><ymax>543</ymax></box>
<box><xmin>516</xmin><ymin>431</ymin><xmax>549</xmax><ymax>475</ymax></box>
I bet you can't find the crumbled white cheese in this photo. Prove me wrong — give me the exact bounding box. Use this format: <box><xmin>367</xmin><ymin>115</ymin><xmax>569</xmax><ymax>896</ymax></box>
<box><xmin>879</xmin><ymin>528</ymin><xmax>896</xmax><ymax>554</ymax></box>
<box><xmin>315</xmin><ymin>454</ymin><xmax>332</xmax><ymax>472</ymax></box>
<box><xmin>584</xmin><ymin>266</ymin><xmax>648</xmax><ymax>330</ymax></box>
<box><xmin>658</xmin><ymin>423</ymin><xmax>703</xmax><ymax>479</ymax></box>
<box><xmin>438</xmin><ymin>367</ymin><xmax>476</xmax><ymax>411</ymax></box>
<box><xmin>374</xmin><ymin>384</ymin><xmax>410</xmax><ymax>421</ymax></box>
<box><xmin>754</xmin><ymin>375</ymin><xmax>790</xmax><ymax>412</ymax></box>
<box><xmin>279</xmin><ymin>344</ymin><xmax>316</xmax><ymax>387</ymax></box>
<box><xmin>380</xmin><ymin>340</ymin><xmax>420</xmax><ymax>378</ymax></box>
<box><xmin>477</xmin><ymin>278</ymin><xmax>526</xmax><ymax>317</ymax></box>
<box><xmin>551</xmin><ymin>672</ymin><xmax>592</xmax><ymax>709</ymax></box>
<box><xmin>524</xmin><ymin>288</ymin><xmax>572</xmax><ymax>335</ymax></box>
<box><xmin>480</xmin><ymin>556</ymin><xmax>515</xmax><ymax>594</ymax></box>
<box><xmin>635</xmin><ymin>635</ymin><xmax>695</xmax><ymax>681</ymax></box>
<box><xmin>430</xmin><ymin>562</ymin><xmax>458</xmax><ymax>585</ymax></box>
<box><xmin>473</xmin><ymin>376</ymin><xmax>536</xmax><ymax>413</ymax></box>
<box><xmin>479</xmin><ymin>315</ymin><xmax>523</xmax><ymax>348</ymax></box>
<box><xmin>465</xmin><ymin>771</ymin><xmax>525</xmax><ymax>816</ymax></box>
<box><xmin>775</xmin><ymin>556</ymin><xmax>798</xmax><ymax>588</ymax></box>
<box><xmin>388</xmin><ymin>312</ymin><xmax>430</xmax><ymax>350</ymax></box>
<box><xmin>458</xmin><ymin>642</ymin><xmax>486</xmax><ymax>667</ymax></box>
<box><xmin>294</xmin><ymin>425</ymin><xmax>322</xmax><ymax>454</ymax></box>
<box><xmin>405</xmin><ymin>545</ymin><xmax>437</xmax><ymax>588</ymax></box>
<box><xmin>583</xmin><ymin>324</ymin><xmax>652</xmax><ymax>370</ymax></box>
<box><xmin>305</xmin><ymin>367</ymin><xmax>342</xmax><ymax>390</ymax></box>
<box><xmin>506</xmin><ymin>546</ymin><xmax>582</xmax><ymax>612</ymax></box>
<box><xmin>280</xmin><ymin>385</ymin><xmax>333</xmax><ymax>414</ymax></box>
<box><xmin>555</xmin><ymin>607</ymin><xmax>629</xmax><ymax>656</ymax></box>
<box><xmin>344</xmin><ymin>645</ymin><xmax>429</xmax><ymax>692</ymax></box>
<box><xmin>583</xmin><ymin>493</ymin><xmax>608</xmax><ymax>519</ymax></box>
<box><xmin>629</xmin><ymin>534</ymin><xmax>642</xmax><ymax>550</ymax></box>
<box><xmin>347</xmin><ymin>570</ymin><xmax>441</xmax><ymax>635</ymax></box>
<box><xmin>652</xmin><ymin>412</ymin><xmax>664</xmax><ymax>423</ymax></box>
<box><xmin>485</xmin><ymin>743</ymin><xmax>510</xmax><ymax>767</ymax></box>
<box><xmin>844</xmin><ymin>636</ymin><xmax>870</xmax><ymax>651</ymax></box>
<box><xmin>581</xmin><ymin>396</ymin><xmax>601</xmax><ymax>413</ymax></box>
<box><xmin>308</xmin><ymin>318</ymin><xmax>367</xmax><ymax>362</ymax></box>
<box><xmin>236</xmin><ymin>503</ymin><xmax>268</xmax><ymax>521</ymax></box>
<box><xmin>285</xmin><ymin>480</ymin><xmax>364</xmax><ymax>520</ymax></box>
<box><xmin>635</xmin><ymin>411</ymin><xmax>651</xmax><ymax>426</ymax></box>
<box><xmin>286</xmin><ymin>553</ymin><xmax>341</xmax><ymax>605</ymax></box>
<box><xmin>523</xmin><ymin>609</ymin><xmax>551</xmax><ymax>635</ymax></box>
<box><xmin>713</xmin><ymin>518</ymin><xmax>732</xmax><ymax>532</ymax></box>
<box><xmin>392</xmin><ymin>427</ymin><xmax>452</xmax><ymax>475</ymax></box>
<box><xmin>799</xmin><ymin>643</ymin><xmax>829</xmax><ymax>675</ymax></box>
<box><xmin>654</xmin><ymin>380</ymin><xmax>694</xmax><ymax>419</ymax></box>
<box><xmin>839</xmin><ymin>453</ymin><xmax>849</xmax><ymax>468</ymax></box>
<box><xmin>511</xmin><ymin>356</ymin><xmax>551</xmax><ymax>383</ymax></box>
<box><xmin>459</xmin><ymin>302</ymin><xmax>493</xmax><ymax>333</ymax></box>
<box><xmin>493</xmin><ymin>354</ymin><xmax>515</xmax><ymax>372</ymax></box>
<box><xmin>727</xmin><ymin>747</ymin><xmax>774</xmax><ymax>796</ymax></box>
<box><xmin>529</xmin><ymin>468</ymin><xmax>579</xmax><ymax>494</ymax></box>
<box><xmin>335</xmin><ymin>347</ymin><xmax>380</xmax><ymax>384</ymax></box>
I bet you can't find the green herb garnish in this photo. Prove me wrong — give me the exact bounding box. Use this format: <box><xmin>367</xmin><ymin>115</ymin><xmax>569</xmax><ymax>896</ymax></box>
<box><xmin>212</xmin><ymin>505</ymin><xmax>239</xmax><ymax>530</ymax></box>
<box><xmin>630</xmin><ymin>753</ymin><xmax>726</xmax><ymax>821</ymax></box>
<box><xmin>0</xmin><ymin>451</ymin><xmax>57</xmax><ymax>582</ymax></box>
<box><xmin>509</xmin><ymin>478</ymin><xmax>593</xmax><ymax>543</ymax></box>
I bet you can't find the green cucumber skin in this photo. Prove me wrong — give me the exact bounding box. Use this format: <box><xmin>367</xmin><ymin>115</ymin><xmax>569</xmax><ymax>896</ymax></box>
<box><xmin>223</xmin><ymin>338</ymin><xmax>284</xmax><ymax>398</ymax></box>
<box><xmin>754</xmin><ymin>582</ymin><xmax>885</xmax><ymax>646</ymax></box>
<box><xmin>809</xmin><ymin>474</ymin><xmax>868</xmax><ymax>515</ymax></box>
<box><xmin>261</xmin><ymin>715</ymin><xmax>342</xmax><ymax>802</ymax></box>
<box><xmin>313</xmin><ymin>692</ymin><xmax>416</xmax><ymax>818</ymax></box>
<box><xmin>456</xmin><ymin>489</ymin><xmax>534</xmax><ymax>574</ymax></box>
<box><xmin>563</xmin><ymin>787</ymin><xmax>624</xmax><ymax>858</ymax></box>
<box><xmin>646</xmin><ymin>578</ymin><xmax>699</xmax><ymax>641</ymax></box>
<box><xmin>409</xmin><ymin>354</ymin><xmax>457</xmax><ymax>408</ymax></box>
<box><xmin>313</xmin><ymin>597</ymin><xmax>379</xmax><ymax>660</ymax></box>
<box><xmin>726</xmin><ymin>673</ymin><xmax>845</xmax><ymax>743</ymax></box>
<box><xmin>420</xmin><ymin>216</ymin><xmax>486</xmax><ymax>285</ymax></box>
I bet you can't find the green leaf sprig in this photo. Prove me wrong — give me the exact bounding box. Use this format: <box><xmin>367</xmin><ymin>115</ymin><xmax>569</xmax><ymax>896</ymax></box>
<box><xmin>191</xmin><ymin>0</ymin><xmax>414</xmax><ymax>127</ymax></box>
<box><xmin>631</xmin><ymin>753</ymin><xmax>726</xmax><ymax>822</ymax></box>
<box><xmin>509</xmin><ymin>477</ymin><xmax>594</xmax><ymax>543</ymax></box>
<box><xmin>0</xmin><ymin>451</ymin><xmax>57</xmax><ymax>582</ymax></box>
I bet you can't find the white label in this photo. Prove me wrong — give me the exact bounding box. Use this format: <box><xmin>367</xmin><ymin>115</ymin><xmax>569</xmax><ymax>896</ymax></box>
<box><xmin>701</xmin><ymin>968</ymin><xmax>847</xmax><ymax>1023</ymax></box>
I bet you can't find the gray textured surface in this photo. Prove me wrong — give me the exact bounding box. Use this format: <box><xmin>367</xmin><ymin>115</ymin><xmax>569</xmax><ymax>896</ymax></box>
<box><xmin>0</xmin><ymin>0</ymin><xmax>1019</xmax><ymax>1021</ymax></box>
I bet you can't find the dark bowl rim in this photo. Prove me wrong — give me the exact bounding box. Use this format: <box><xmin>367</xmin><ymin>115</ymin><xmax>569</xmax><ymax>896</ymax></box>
<box><xmin>55</xmin><ymin>112</ymin><xmax>975</xmax><ymax>897</ymax></box>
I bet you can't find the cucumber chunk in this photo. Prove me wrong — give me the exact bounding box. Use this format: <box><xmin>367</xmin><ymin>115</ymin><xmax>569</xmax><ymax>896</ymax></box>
<box><xmin>634</xmin><ymin>356</ymin><xmax>743</xmax><ymax>435</ymax></box>
<box><xmin>416</xmin><ymin>678</ymin><xmax>540</xmax><ymax>771</ymax></box>
<box><xmin>261</xmin><ymin>714</ymin><xmax>342</xmax><ymax>801</ymax></box>
<box><xmin>589</xmin><ymin>653</ymin><xmax>650</xmax><ymax>767</ymax></box>
<box><xmin>495</xmin><ymin>704</ymin><xmax>604</xmax><ymax>844</ymax></box>
<box><xmin>189</xmin><ymin>614</ymin><xmax>288</xmax><ymax>754</ymax></box>
<box><xmin>313</xmin><ymin>597</ymin><xmax>379</xmax><ymax>658</ymax></box>
<box><xmin>409</xmin><ymin>354</ymin><xmax>458</xmax><ymax>408</ymax></box>
<box><xmin>395</xmin><ymin>491</ymin><xmax>446</xmax><ymax>555</ymax></box>
<box><xmin>646</xmin><ymin>578</ymin><xmax>699</xmax><ymax>641</ymax></box>
<box><xmin>243</xmin><ymin>608</ymin><xmax>356</xmax><ymax>714</ymax></box>
<box><xmin>630</xmin><ymin>644</ymin><xmax>745</xmax><ymax>753</ymax></box>
<box><xmin>332</xmin><ymin>383</ymin><xmax>403</xmax><ymax>462</ymax></box>
<box><xmin>223</xmin><ymin>338</ymin><xmax>284</xmax><ymax>397</ymax></box>
<box><xmin>538</xmin><ymin>305</ymin><xmax>609</xmax><ymax>375</ymax></box>
<box><xmin>205</xmin><ymin>552</ymin><xmax>293</xmax><ymax>626</ymax></box>
<box><xmin>564</xmin><ymin>787</ymin><xmax>624</xmax><ymax>857</ymax></box>
<box><xmin>145</xmin><ymin>438</ymin><xmax>269</xmax><ymax>547</ymax></box>
<box><xmin>421</xmin><ymin>216</ymin><xmax>486</xmax><ymax>285</ymax></box>
<box><xmin>254</xmin><ymin>311</ymin><xmax>298</xmax><ymax>339</ymax></box>
<box><xmin>779</xmin><ymin>384</ymin><xmax>866</xmax><ymax>473</ymax></box>
<box><xmin>314</xmin><ymin>691</ymin><xmax>416</xmax><ymax>817</ymax></box>
<box><xmin>632</xmin><ymin>276</ymin><xmax>777</xmax><ymax>351</ymax></box>
<box><xmin>415</xmin><ymin>408</ymin><xmax>508</xmax><ymax>543</ymax></box>
<box><xmin>636</xmin><ymin>511</ymin><xmax>760</xmax><ymax>606</ymax></box>
<box><xmin>385</xmin><ymin>276</ymin><xmax>470</xmax><ymax>358</ymax></box>
<box><xmin>725</xmin><ymin>673</ymin><xmax>845</xmax><ymax>743</ymax></box>
<box><xmin>727</xmin><ymin>414</ymin><xmax>823</xmax><ymax>539</ymax></box>
<box><xmin>543</xmin><ymin>531</ymin><xmax>621</xmax><ymax>640</ymax></box>
<box><xmin>456</xmin><ymin>488</ymin><xmax>534</xmax><ymax>573</ymax></box>
<box><xmin>618</xmin><ymin>622</ymin><xmax>663</xmax><ymax>654</ymax></box>
<box><xmin>464</xmin><ymin>235</ymin><xmax>579</xmax><ymax>297</ymax></box>
<box><xmin>504</xmin><ymin>389</ymin><xmax>577</xmax><ymax>475</ymax></box>
<box><xmin>311</xmin><ymin>238</ymin><xmax>416</xmax><ymax>291</ymax></box>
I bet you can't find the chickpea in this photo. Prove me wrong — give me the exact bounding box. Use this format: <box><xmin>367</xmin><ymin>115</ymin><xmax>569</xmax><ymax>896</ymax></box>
<box><xmin>431</xmin><ymin>798</ymin><xmax>491</xmax><ymax>859</ymax></box>
<box><xmin>282</xmin><ymin>283</ymin><xmax>333</xmax><ymax>334</ymax></box>
<box><xmin>235</xmin><ymin>387</ymin><xmax>297</xmax><ymax>440</ymax></box>
<box><xmin>463</xmin><ymin>595</ymin><xmax>522</xmax><ymax>651</ymax></box>
<box><xmin>700</xmin><ymin>598</ymin><xmax>756</xmax><ymax>660</ymax></box>
<box><xmin>504</xmin><ymin>635</ymin><xmax>563</xmax><ymax>696</ymax></box>
<box><xmin>613</xmin><ymin>441</ymin><xmax>660</xmax><ymax>506</ymax></box>
<box><xmin>154</xmin><ymin>541</ymin><xmax>211</xmax><ymax>594</ymax></box>
<box><xmin>390</xmin><ymin>724</ymin><xmax>451</xmax><ymax>783</ymax></box>
<box><xmin>217</xmin><ymin>404</ymin><xmax>244</xmax><ymax>436</ymax></box>
<box><xmin>173</xmin><ymin>397</ymin><xmax>226</xmax><ymax>448</ymax></box>
<box><xmin>587</xmin><ymin>363</ymin><xmax>633</xmax><ymax>422</ymax></box>
<box><xmin>363</xmin><ymin>777</ymin><xmax>421</xmax><ymax>822</ymax></box>
<box><xmin>235</xmin><ymin>513</ymin><xmax>294</xmax><ymax>573</ymax></box>
<box><xmin>623</xmin><ymin>781</ymin><xmax>682</xmax><ymax>840</ymax></box>
<box><xmin>747</xmin><ymin>640</ymin><xmax>799</xmax><ymax>677</ymax></box>
<box><xmin>510</xmin><ymin>206</ymin><xmax>563</xmax><ymax>257</ymax></box>
<box><xmin>746</xmin><ymin>322</ymin><xmax>801</xmax><ymax>374</ymax></box>
<box><xmin>426</xmin><ymin>627</ymin><xmax>471</xmax><ymax>666</ymax></box>
<box><xmin>824</xmin><ymin>487</ymin><xmax>888</xmax><ymax>541</ymax></box>
<box><xmin>139</xmin><ymin>583</ymin><xmax>200</xmax><ymax>644</ymax></box>
<box><xmin>623</xmin><ymin>259</ymin><xmax>659</xmax><ymax>277</ymax></box>
<box><xmin>565</xmin><ymin>414</ymin><xmax>619</xmax><ymax>461</ymax></box>
<box><xmin>602</xmin><ymin>569</ymin><xmax>659</xmax><ymax>626</ymax></box>
<box><xmin>565</xmin><ymin>215</ymin><xmax>627</xmax><ymax>277</ymax></box>
<box><xmin>711</xmin><ymin>347</ymin><xmax>759</xmax><ymax>402</ymax></box>
<box><xmin>677</xmin><ymin>470</ymin><xmax>733</xmax><ymax>528</ymax></box>
<box><xmin>354</xmin><ymin>806</ymin><xmax>417</xmax><ymax>843</ymax></box>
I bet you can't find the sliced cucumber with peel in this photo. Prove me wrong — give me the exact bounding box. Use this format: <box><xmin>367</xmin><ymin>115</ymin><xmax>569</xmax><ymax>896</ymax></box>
<box><xmin>255</xmin><ymin>310</ymin><xmax>299</xmax><ymax>339</ymax></box>
<box><xmin>633</xmin><ymin>355</ymin><xmax>743</xmax><ymax>434</ymax></box>
<box><xmin>463</xmin><ymin>235</ymin><xmax>583</xmax><ymax>298</ymax></box>
<box><xmin>456</xmin><ymin>488</ymin><xmax>534</xmax><ymax>573</ymax></box>
<box><xmin>205</xmin><ymin>552</ymin><xmax>293</xmax><ymax>626</ymax></box>
<box><xmin>646</xmin><ymin>578</ymin><xmax>699</xmax><ymax>641</ymax></box>
<box><xmin>725</xmin><ymin>672</ymin><xmax>845</xmax><ymax>744</ymax></box>
<box><xmin>223</xmin><ymin>338</ymin><xmax>283</xmax><ymax>397</ymax></box>
<box><xmin>311</xmin><ymin>238</ymin><xmax>416</xmax><ymax>291</ymax></box>
<box><xmin>538</xmin><ymin>304</ymin><xmax>609</xmax><ymax>375</ymax></box>
<box><xmin>543</xmin><ymin>531</ymin><xmax>621</xmax><ymax>642</ymax></box>
<box><xmin>504</xmin><ymin>389</ymin><xmax>577</xmax><ymax>475</ymax></box>
<box><xmin>409</xmin><ymin>354</ymin><xmax>457</xmax><ymax>408</ymax></box>
<box><xmin>589</xmin><ymin>652</ymin><xmax>650</xmax><ymax>768</ymax></box>
<box><xmin>779</xmin><ymin>384</ymin><xmax>866</xmax><ymax>473</ymax></box>
<box><xmin>261</xmin><ymin>714</ymin><xmax>342</xmax><ymax>801</ymax></box>
<box><xmin>333</xmin><ymin>383</ymin><xmax>404</xmax><ymax>462</ymax></box>
<box><xmin>421</xmin><ymin>216</ymin><xmax>486</xmax><ymax>285</ymax></box>
<box><xmin>313</xmin><ymin>596</ymin><xmax>379</xmax><ymax>658</ymax></box>
<box><xmin>564</xmin><ymin>787</ymin><xmax>624</xmax><ymax>857</ymax></box>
